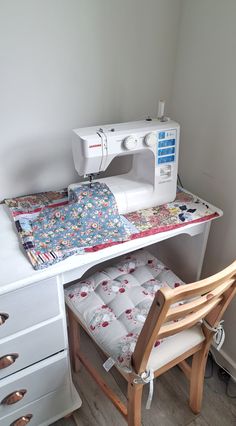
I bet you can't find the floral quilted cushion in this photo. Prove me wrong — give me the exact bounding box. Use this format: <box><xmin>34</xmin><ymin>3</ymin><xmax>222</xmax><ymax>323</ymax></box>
<box><xmin>65</xmin><ymin>249</ymin><xmax>188</xmax><ymax>371</ymax></box>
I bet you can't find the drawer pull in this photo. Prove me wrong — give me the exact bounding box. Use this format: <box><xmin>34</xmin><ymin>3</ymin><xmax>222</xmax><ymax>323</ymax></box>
<box><xmin>10</xmin><ymin>414</ymin><xmax>33</xmax><ymax>426</ymax></box>
<box><xmin>1</xmin><ymin>389</ymin><xmax>27</xmax><ymax>405</ymax></box>
<box><xmin>0</xmin><ymin>353</ymin><xmax>19</xmax><ymax>369</ymax></box>
<box><xmin>0</xmin><ymin>313</ymin><xmax>9</xmax><ymax>325</ymax></box>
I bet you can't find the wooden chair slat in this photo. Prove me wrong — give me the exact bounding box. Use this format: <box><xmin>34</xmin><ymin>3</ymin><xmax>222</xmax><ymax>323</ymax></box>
<box><xmin>157</xmin><ymin>296</ymin><xmax>222</xmax><ymax>340</ymax></box>
<box><xmin>166</xmin><ymin>277</ymin><xmax>235</xmax><ymax>322</ymax></box>
<box><xmin>165</xmin><ymin>262</ymin><xmax>236</xmax><ymax>304</ymax></box>
<box><xmin>132</xmin><ymin>264</ymin><xmax>236</xmax><ymax>375</ymax></box>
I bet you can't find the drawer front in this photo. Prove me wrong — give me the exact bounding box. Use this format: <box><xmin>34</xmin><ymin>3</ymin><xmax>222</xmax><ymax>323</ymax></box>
<box><xmin>0</xmin><ymin>319</ymin><xmax>66</xmax><ymax>380</ymax></box>
<box><xmin>0</xmin><ymin>277</ymin><xmax>60</xmax><ymax>339</ymax></box>
<box><xmin>0</xmin><ymin>382</ymin><xmax>80</xmax><ymax>426</ymax></box>
<box><xmin>0</xmin><ymin>351</ymin><xmax>68</xmax><ymax>417</ymax></box>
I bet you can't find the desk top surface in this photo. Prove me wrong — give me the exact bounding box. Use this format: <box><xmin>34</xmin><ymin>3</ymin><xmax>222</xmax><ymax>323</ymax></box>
<box><xmin>0</xmin><ymin>190</ymin><xmax>222</xmax><ymax>294</ymax></box>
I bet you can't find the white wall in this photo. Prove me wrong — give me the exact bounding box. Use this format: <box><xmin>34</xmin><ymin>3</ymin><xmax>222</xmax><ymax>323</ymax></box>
<box><xmin>170</xmin><ymin>0</ymin><xmax>236</xmax><ymax>376</ymax></box>
<box><xmin>0</xmin><ymin>0</ymin><xmax>182</xmax><ymax>199</ymax></box>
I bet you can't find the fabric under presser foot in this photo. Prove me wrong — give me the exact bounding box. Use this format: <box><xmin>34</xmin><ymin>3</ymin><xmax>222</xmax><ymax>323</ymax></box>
<box><xmin>32</xmin><ymin>182</ymin><xmax>133</xmax><ymax>254</ymax></box>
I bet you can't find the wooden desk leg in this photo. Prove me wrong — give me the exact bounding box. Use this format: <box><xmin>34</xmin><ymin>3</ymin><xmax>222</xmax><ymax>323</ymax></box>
<box><xmin>67</xmin><ymin>308</ymin><xmax>81</xmax><ymax>373</ymax></box>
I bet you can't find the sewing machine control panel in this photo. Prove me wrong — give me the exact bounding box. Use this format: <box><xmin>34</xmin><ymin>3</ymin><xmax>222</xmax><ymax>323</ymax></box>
<box><xmin>157</xmin><ymin>129</ymin><xmax>177</xmax><ymax>165</ymax></box>
<box><xmin>72</xmin><ymin>119</ymin><xmax>179</xmax><ymax>181</ymax></box>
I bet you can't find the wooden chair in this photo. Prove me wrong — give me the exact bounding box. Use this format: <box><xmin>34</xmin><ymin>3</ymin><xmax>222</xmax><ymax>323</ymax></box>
<box><xmin>66</xmin><ymin>256</ymin><xmax>236</xmax><ymax>426</ymax></box>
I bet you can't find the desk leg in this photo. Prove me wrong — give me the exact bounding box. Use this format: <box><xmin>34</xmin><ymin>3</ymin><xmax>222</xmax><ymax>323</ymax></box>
<box><xmin>194</xmin><ymin>221</ymin><xmax>211</xmax><ymax>280</ymax></box>
<box><xmin>67</xmin><ymin>307</ymin><xmax>81</xmax><ymax>373</ymax></box>
<box><xmin>149</xmin><ymin>222</ymin><xmax>211</xmax><ymax>282</ymax></box>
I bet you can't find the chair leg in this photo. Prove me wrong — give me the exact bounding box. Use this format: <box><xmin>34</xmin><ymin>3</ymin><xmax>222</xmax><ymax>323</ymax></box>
<box><xmin>67</xmin><ymin>308</ymin><xmax>81</xmax><ymax>373</ymax></box>
<box><xmin>127</xmin><ymin>381</ymin><xmax>143</xmax><ymax>426</ymax></box>
<box><xmin>189</xmin><ymin>346</ymin><xmax>209</xmax><ymax>414</ymax></box>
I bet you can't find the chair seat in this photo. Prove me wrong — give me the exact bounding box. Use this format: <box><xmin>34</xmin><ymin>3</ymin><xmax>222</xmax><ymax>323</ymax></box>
<box><xmin>65</xmin><ymin>249</ymin><xmax>205</xmax><ymax>372</ymax></box>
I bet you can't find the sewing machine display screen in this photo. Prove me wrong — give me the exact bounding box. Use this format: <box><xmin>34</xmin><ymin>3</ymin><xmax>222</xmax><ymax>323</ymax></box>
<box><xmin>157</xmin><ymin>130</ymin><xmax>177</xmax><ymax>165</ymax></box>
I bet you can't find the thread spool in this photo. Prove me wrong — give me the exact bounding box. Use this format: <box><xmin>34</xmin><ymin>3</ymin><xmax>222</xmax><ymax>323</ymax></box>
<box><xmin>157</xmin><ymin>100</ymin><xmax>165</xmax><ymax>120</ymax></box>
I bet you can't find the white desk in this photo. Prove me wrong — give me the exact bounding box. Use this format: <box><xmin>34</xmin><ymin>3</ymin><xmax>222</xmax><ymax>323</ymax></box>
<box><xmin>0</xmin><ymin>199</ymin><xmax>221</xmax><ymax>425</ymax></box>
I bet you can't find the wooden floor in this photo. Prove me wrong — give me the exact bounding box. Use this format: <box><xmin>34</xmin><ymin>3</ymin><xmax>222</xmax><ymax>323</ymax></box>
<box><xmin>51</xmin><ymin>330</ymin><xmax>236</xmax><ymax>426</ymax></box>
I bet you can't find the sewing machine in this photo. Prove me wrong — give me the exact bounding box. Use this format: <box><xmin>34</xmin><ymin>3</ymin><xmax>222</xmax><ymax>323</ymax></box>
<box><xmin>70</xmin><ymin>118</ymin><xmax>180</xmax><ymax>214</ymax></box>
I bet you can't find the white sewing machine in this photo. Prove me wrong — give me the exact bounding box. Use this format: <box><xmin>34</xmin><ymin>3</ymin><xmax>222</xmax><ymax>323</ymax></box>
<box><xmin>70</xmin><ymin>118</ymin><xmax>180</xmax><ymax>214</ymax></box>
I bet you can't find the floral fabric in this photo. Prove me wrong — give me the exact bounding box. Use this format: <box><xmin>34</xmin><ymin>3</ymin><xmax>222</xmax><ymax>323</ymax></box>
<box><xmin>65</xmin><ymin>249</ymin><xmax>186</xmax><ymax>371</ymax></box>
<box><xmin>32</xmin><ymin>182</ymin><xmax>131</xmax><ymax>253</ymax></box>
<box><xmin>5</xmin><ymin>186</ymin><xmax>221</xmax><ymax>270</ymax></box>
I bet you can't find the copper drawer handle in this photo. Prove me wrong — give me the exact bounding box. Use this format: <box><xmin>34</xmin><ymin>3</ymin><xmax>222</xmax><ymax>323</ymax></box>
<box><xmin>1</xmin><ymin>389</ymin><xmax>27</xmax><ymax>405</ymax></box>
<box><xmin>10</xmin><ymin>414</ymin><xmax>33</xmax><ymax>426</ymax></box>
<box><xmin>0</xmin><ymin>353</ymin><xmax>19</xmax><ymax>369</ymax></box>
<box><xmin>0</xmin><ymin>313</ymin><xmax>9</xmax><ymax>325</ymax></box>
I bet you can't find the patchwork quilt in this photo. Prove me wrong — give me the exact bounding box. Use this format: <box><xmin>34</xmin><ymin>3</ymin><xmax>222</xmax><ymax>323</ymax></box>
<box><xmin>5</xmin><ymin>185</ymin><xmax>221</xmax><ymax>270</ymax></box>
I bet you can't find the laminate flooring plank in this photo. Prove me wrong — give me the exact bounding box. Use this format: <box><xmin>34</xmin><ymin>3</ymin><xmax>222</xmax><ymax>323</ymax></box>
<box><xmin>186</xmin><ymin>416</ymin><xmax>210</xmax><ymax>426</ymax></box>
<box><xmin>72</xmin><ymin>368</ymin><xmax>127</xmax><ymax>426</ymax></box>
<box><xmin>165</xmin><ymin>362</ymin><xmax>236</xmax><ymax>426</ymax></box>
<box><xmin>71</xmin><ymin>329</ymin><xmax>127</xmax><ymax>426</ymax></box>
<box><xmin>198</xmin><ymin>375</ymin><xmax>236</xmax><ymax>426</ymax></box>
<box><xmin>172</xmin><ymin>359</ymin><xmax>236</xmax><ymax>426</ymax></box>
<box><xmin>78</xmin><ymin>329</ymin><xmax>128</xmax><ymax>402</ymax></box>
<box><xmin>141</xmin><ymin>369</ymin><xmax>196</xmax><ymax>426</ymax></box>
<box><xmin>51</xmin><ymin>331</ymin><xmax>236</xmax><ymax>426</ymax></box>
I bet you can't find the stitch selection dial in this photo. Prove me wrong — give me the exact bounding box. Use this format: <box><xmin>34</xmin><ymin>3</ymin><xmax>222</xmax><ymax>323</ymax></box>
<box><xmin>123</xmin><ymin>135</ymin><xmax>138</xmax><ymax>150</ymax></box>
<box><xmin>144</xmin><ymin>132</ymin><xmax>156</xmax><ymax>147</ymax></box>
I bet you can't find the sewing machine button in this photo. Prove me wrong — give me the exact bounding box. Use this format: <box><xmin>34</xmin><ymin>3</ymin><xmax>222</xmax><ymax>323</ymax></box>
<box><xmin>144</xmin><ymin>132</ymin><xmax>156</xmax><ymax>147</ymax></box>
<box><xmin>123</xmin><ymin>135</ymin><xmax>138</xmax><ymax>150</ymax></box>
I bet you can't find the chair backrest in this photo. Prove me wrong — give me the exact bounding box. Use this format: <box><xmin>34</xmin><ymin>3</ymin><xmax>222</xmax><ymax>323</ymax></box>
<box><xmin>132</xmin><ymin>261</ymin><xmax>236</xmax><ymax>374</ymax></box>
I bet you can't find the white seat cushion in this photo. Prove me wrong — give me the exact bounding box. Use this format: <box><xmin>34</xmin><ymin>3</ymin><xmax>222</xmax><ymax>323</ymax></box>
<box><xmin>65</xmin><ymin>249</ymin><xmax>205</xmax><ymax>372</ymax></box>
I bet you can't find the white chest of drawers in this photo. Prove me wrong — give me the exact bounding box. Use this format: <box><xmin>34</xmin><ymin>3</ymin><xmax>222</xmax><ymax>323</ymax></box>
<box><xmin>0</xmin><ymin>276</ymin><xmax>81</xmax><ymax>426</ymax></box>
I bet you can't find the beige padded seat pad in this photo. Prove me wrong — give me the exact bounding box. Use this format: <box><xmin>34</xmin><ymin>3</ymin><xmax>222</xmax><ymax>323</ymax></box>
<box><xmin>65</xmin><ymin>249</ymin><xmax>205</xmax><ymax>372</ymax></box>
